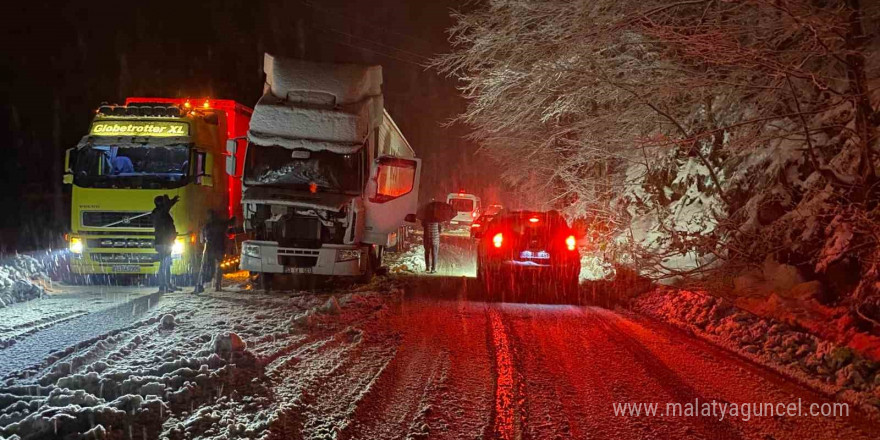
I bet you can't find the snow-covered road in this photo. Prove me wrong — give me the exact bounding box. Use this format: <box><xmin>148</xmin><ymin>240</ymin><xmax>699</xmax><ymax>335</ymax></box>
<box><xmin>2</xmin><ymin>275</ymin><xmax>879</xmax><ymax>439</ymax></box>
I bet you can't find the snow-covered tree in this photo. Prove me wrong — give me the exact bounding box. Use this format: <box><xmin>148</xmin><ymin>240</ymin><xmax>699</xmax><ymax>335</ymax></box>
<box><xmin>436</xmin><ymin>0</ymin><xmax>880</xmax><ymax>320</ymax></box>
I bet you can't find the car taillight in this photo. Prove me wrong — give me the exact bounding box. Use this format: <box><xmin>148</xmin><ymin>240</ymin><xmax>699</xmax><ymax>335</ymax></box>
<box><xmin>472</xmin><ymin>211</ymin><xmax>478</xmax><ymax>218</ymax></box>
<box><xmin>472</xmin><ymin>223</ymin><xmax>481</xmax><ymax>228</ymax></box>
<box><xmin>529</xmin><ymin>217</ymin><xmax>539</xmax><ymax>223</ymax></box>
<box><xmin>493</xmin><ymin>233</ymin><xmax>503</xmax><ymax>248</ymax></box>
<box><xmin>566</xmin><ymin>235</ymin><xmax>576</xmax><ymax>251</ymax></box>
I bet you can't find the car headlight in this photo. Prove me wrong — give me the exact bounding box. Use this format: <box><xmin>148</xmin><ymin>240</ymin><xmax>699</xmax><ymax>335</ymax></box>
<box><xmin>69</xmin><ymin>237</ymin><xmax>84</xmax><ymax>254</ymax></box>
<box><xmin>243</xmin><ymin>244</ymin><xmax>261</xmax><ymax>258</ymax></box>
<box><xmin>171</xmin><ymin>237</ymin><xmax>185</xmax><ymax>255</ymax></box>
<box><xmin>336</xmin><ymin>249</ymin><xmax>361</xmax><ymax>262</ymax></box>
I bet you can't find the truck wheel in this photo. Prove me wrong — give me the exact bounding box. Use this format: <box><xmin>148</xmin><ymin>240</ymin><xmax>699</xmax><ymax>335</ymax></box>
<box><xmin>360</xmin><ymin>247</ymin><xmax>377</xmax><ymax>283</ymax></box>
<box><xmin>258</xmin><ymin>273</ymin><xmax>273</xmax><ymax>292</ymax></box>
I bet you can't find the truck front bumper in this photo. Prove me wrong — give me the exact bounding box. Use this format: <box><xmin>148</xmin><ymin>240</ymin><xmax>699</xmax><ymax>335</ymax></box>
<box><xmin>239</xmin><ymin>240</ymin><xmax>364</xmax><ymax>276</ymax></box>
<box><xmin>69</xmin><ymin>252</ymin><xmax>191</xmax><ymax>275</ymax></box>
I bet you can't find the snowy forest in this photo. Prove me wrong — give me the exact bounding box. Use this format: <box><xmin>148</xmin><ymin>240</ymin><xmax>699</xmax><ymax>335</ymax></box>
<box><xmin>436</xmin><ymin>0</ymin><xmax>880</xmax><ymax>322</ymax></box>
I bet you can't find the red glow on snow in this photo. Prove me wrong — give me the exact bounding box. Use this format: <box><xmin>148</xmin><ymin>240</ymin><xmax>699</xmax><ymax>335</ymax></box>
<box><xmin>490</xmin><ymin>310</ymin><xmax>515</xmax><ymax>440</ymax></box>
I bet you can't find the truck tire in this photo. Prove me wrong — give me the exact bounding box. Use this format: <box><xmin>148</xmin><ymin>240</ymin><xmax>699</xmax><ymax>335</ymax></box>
<box><xmin>360</xmin><ymin>246</ymin><xmax>377</xmax><ymax>283</ymax></box>
<box><xmin>258</xmin><ymin>273</ymin><xmax>273</xmax><ymax>292</ymax></box>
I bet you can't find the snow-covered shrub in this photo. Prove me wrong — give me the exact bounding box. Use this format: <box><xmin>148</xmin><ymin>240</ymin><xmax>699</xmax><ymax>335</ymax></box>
<box><xmin>0</xmin><ymin>255</ymin><xmax>48</xmax><ymax>307</ymax></box>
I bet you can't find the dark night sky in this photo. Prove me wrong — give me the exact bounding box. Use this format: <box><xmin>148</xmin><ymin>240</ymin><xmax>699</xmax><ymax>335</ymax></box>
<box><xmin>1</xmin><ymin>0</ymin><xmax>493</xmax><ymax>250</ymax></box>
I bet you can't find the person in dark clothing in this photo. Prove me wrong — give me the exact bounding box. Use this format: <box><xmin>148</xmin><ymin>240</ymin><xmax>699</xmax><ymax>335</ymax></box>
<box><xmin>152</xmin><ymin>194</ymin><xmax>180</xmax><ymax>293</ymax></box>
<box><xmin>422</xmin><ymin>219</ymin><xmax>441</xmax><ymax>273</ymax></box>
<box><xmin>194</xmin><ymin>210</ymin><xmax>235</xmax><ymax>293</ymax></box>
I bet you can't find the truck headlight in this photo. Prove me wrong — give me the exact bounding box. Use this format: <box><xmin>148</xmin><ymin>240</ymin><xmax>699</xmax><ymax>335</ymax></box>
<box><xmin>243</xmin><ymin>244</ymin><xmax>261</xmax><ymax>258</ymax></box>
<box><xmin>172</xmin><ymin>237</ymin><xmax>185</xmax><ymax>255</ymax></box>
<box><xmin>69</xmin><ymin>237</ymin><xmax>84</xmax><ymax>254</ymax></box>
<box><xmin>336</xmin><ymin>249</ymin><xmax>361</xmax><ymax>262</ymax></box>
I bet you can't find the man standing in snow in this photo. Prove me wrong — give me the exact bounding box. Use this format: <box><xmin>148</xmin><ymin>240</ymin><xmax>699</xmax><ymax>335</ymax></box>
<box><xmin>152</xmin><ymin>194</ymin><xmax>179</xmax><ymax>293</ymax></box>
<box><xmin>422</xmin><ymin>218</ymin><xmax>441</xmax><ymax>273</ymax></box>
<box><xmin>194</xmin><ymin>210</ymin><xmax>234</xmax><ymax>293</ymax></box>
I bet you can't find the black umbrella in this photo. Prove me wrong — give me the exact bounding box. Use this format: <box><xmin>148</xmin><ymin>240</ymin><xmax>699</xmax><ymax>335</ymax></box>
<box><xmin>417</xmin><ymin>201</ymin><xmax>456</xmax><ymax>223</ymax></box>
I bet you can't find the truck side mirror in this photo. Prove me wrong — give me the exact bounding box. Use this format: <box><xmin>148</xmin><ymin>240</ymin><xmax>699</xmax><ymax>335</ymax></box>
<box><xmin>63</xmin><ymin>148</ymin><xmax>74</xmax><ymax>185</ymax></box>
<box><xmin>225</xmin><ymin>139</ymin><xmax>238</xmax><ymax>177</ymax></box>
<box><xmin>64</xmin><ymin>148</ymin><xmax>73</xmax><ymax>172</ymax></box>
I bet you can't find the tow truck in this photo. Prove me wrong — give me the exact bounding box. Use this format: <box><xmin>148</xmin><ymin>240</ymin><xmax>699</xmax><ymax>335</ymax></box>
<box><xmin>64</xmin><ymin>98</ymin><xmax>252</xmax><ymax>280</ymax></box>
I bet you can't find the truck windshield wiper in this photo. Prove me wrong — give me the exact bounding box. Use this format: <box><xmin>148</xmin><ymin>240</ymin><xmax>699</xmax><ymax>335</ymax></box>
<box><xmin>102</xmin><ymin>211</ymin><xmax>152</xmax><ymax>228</ymax></box>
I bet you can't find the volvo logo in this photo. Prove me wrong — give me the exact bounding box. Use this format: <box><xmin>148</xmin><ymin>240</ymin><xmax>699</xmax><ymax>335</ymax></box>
<box><xmin>122</xmin><ymin>216</ymin><xmax>131</xmax><ymax>224</ymax></box>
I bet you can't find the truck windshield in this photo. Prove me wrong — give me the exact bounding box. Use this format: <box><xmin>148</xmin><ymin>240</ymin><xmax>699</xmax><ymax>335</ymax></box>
<box><xmin>244</xmin><ymin>144</ymin><xmax>364</xmax><ymax>194</ymax></box>
<box><xmin>73</xmin><ymin>144</ymin><xmax>190</xmax><ymax>189</ymax></box>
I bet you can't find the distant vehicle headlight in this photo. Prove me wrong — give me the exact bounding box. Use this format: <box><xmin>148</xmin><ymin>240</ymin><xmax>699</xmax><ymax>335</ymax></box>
<box><xmin>172</xmin><ymin>237</ymin><xmax>185</xmax><ymax>255</ymax></box>
<box><xmin>243</xmin><ymin>244</ymin><xmax>261</xmax><ymax>258</ymax></box>
<box><xmin>69</xmin><ymin>237</ymin><xmax>84</xmax><ymax>254</ymax></box>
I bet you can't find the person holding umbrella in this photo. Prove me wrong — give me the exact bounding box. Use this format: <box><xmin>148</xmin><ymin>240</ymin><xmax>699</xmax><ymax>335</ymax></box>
<box><xmin>417</xmin><ymin>199</ymin><xmax>455</xmax><ymax>273</ymax></box>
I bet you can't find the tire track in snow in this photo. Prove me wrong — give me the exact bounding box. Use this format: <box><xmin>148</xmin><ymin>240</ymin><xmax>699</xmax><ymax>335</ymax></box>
<box><xmin>0</xmin><ymin>290</ymin><xmax>162</xmax><ymax>380</ymax></box>
<box><xmin>264</xmin><ymin>327</ymin><xmax>397</xmax><ymax>439</ymax></box>
<box><xmin>0</xmin><ymin>310</ymin><xmax>88</xmax><ymax>349</ymax></box>
<box><xmin>489</xmin><ymin>308</ymin><xmax>519</xmax><ymax>440</ymax></box>
<box><xmin>503</xmin><ymin>306</ymin><xmax>574</xmax><ymax>440</ymax></box>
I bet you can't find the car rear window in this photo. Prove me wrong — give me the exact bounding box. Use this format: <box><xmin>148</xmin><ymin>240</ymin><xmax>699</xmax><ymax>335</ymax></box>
<box><xmin>449</xmin><ymin>198</ymin><xmax>474</xmax><ymax>212</ymax></box>
<box><xmin>495</xmin><ymin>214</ymin><xmax>566</xmax><ymax>235</ymax></box>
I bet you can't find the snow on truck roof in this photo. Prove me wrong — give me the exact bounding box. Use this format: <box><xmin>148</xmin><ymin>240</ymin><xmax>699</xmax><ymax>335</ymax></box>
<box><xmin>249</xmin><ymin>54</ymin><xmax>387</xmax><ymax>153</ymax></box>
<box><xmin>263</xmin><ymin>54</ymin><xmax>383</xmax><ymax>105</ymax></box>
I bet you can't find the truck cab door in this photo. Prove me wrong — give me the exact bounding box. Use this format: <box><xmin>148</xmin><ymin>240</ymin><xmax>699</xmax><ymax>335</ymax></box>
<box><xmin>363</xmin><ymin>156</ymin><xmax>421</xmax><ymax>246</ymax></box>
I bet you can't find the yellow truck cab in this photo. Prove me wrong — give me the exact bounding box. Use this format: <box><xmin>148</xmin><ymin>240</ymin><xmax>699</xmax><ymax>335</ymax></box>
<box><xmin>64</xmin><ymin>98</ymin><xmax>252</xmax><ymax>279</ymax></box>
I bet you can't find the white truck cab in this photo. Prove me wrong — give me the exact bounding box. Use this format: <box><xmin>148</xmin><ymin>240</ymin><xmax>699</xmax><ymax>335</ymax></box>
<box><xmin>446</xmin><ymin>192</ymin><xmax>481</xmax><ymax>226</ymax></box>
<box><xmin>229</xmin><ymin>55</ymin><xmax>420</xmax><ymax>284</ymax></box>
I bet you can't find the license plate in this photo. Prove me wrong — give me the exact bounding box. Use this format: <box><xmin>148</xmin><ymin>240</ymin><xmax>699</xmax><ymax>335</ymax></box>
<box><xmin>520</xmin><ymin>250</ymin><xmax>550</xmax><ymax>259</ymax></box>
<box><xmin>284</xmin><ymin>267</ymin><xmax>313</xmax><ymax>274</ymax></box>
<box><xmin>112</xmin><ymin>265</ymin><xmax>141</xmax><ymax>273</ymax></box>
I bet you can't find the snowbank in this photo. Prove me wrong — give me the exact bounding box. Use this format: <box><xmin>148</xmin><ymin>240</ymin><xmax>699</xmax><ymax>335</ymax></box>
<box><xmin>0</xmin><ymin>255</ymin><xmax>48</xmax><ymax>308</ymax></box>
<box><xmin>633</xmin><ymin>289</ymin><xmax>880</xmax><ymax>408</ymax></box>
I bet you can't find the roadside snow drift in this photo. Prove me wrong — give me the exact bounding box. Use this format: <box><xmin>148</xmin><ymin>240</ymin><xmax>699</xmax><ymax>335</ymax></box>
<box><xmin>0</xmin><ymin>255</ymin><xmax>48</xmax><ymax>308</ymax></box>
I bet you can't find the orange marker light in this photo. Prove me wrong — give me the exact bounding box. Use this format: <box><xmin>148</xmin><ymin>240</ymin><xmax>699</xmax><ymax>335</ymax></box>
<box><xmin>566</xmin><ymin>235</ymin><xmax>576</xmax><ymax>251</ymax></box>
<box><xmin>184</xmin><ymin>100</ymin><xmax>192</xmax><ymax>109</ymax></box>
<box><xmin>203</xmin><ymin>100</ymin><xmax>210</xmax><ymax>109</ymax></box>
<box><xmin>493</xmin><ymin>233</ymin><xmax>503</xmax><ymax>248</ymax></box>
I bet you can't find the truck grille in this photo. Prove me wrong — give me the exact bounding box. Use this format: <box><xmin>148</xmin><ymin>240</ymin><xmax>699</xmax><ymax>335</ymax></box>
<box><xmin>82</xmin><ymin>211</ymin><xmax>152</xmax><ymax>228</ymax></box>
<box><xmin>91</xmin><ymin>253</ymin><xmax>159</xmax><ymax>264</ymax></box>
<box><xmin>278</xmin><ymin>248</ymin><xmax>319</xmax><ymax>268</ymax></box>
<box><xmin>273</xmin><ymin>216</ymin><xmax>321</xmax><ymax>249</ymax></box>
<box><xmin>88</xmin><ymin>238</ymin><xmax>154</xmax><ymax>248</ymax></box>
